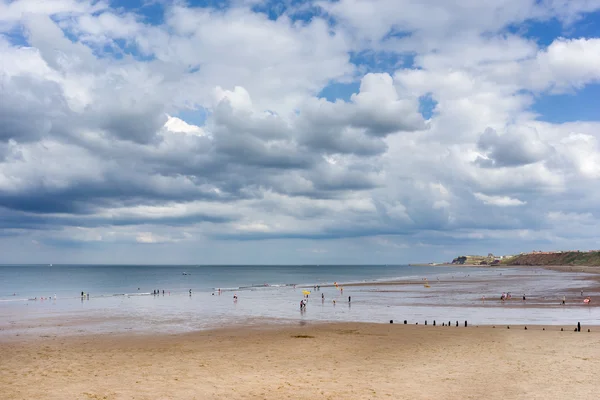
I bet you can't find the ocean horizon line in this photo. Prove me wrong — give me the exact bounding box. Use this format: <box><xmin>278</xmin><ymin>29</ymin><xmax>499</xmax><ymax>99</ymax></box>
<box><xmin>0</xmin><ymin>263</ymin><xmax>418</xmax><ymax>267</ymax></box>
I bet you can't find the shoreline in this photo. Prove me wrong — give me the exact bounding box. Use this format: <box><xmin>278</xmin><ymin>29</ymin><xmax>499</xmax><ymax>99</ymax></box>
<box><xmin>411</xmin><ymin>263</ymin><xmax>600</xmax><ymax>274</ymax></box>
<box><xmin>3</xmin><ymin>319</ymin><xmax>598</xmax><ymax>343</ymax></box>
<box><xmin>3</xmin><ymin>315</ymin><xmax>599</xmax><ymax>344</ymax></box>
<box><xmin>2</xmin><ymin>322</ymin><xmax>598</xmax><ymax>399</ymax></box>
<box><xmin>2</xmin><ymin>266</ymin><xmax>598</xmax><ymax>340</ymax></box>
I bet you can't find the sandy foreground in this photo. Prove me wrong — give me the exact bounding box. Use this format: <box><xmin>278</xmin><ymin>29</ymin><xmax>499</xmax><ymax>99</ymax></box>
<box><xmin>2</xmin><ymin>322</ymin><xmax>599</xmax><ymax>400</ymax></box>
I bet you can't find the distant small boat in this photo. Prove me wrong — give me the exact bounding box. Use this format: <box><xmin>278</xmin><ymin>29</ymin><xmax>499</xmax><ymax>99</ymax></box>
<box><xmin>182</xmin><ymin>272</ymin><xmax>189</xmax><ymax>275</ymax></box>
<box><xmin>49</xmin><ymin>264</ymin><xmax>52</xmax><ymax>267</ymax></box>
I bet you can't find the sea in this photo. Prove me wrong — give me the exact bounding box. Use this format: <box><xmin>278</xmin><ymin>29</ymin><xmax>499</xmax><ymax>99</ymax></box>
<box><xmin>1</xmin><ymin>264</ymin><xmax>598</xmax><ymax>337</ymax></box>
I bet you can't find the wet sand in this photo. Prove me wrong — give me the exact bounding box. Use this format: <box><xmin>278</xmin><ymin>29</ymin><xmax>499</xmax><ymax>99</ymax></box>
<box><xmin>430</xmin><ymin>263</ymin><xmax>600</xmax><ymax>275</ymax></box>
<box><xmin>2</xmin><ymin>267</ymin><xmax>598</xmax><ymax>338</ymax></box>
<box><xmin>2</xmin><ymin>322</ymin><xmax>599</xmax><ymax>400</ymax></box>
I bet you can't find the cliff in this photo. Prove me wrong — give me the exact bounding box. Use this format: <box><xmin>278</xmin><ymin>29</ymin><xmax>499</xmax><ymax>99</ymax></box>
<box><xmin>451</xmin><ymin>254</ymin><xmax>500</xmax><ymax>265</ymax></box>
<box><xmin>503</xmin><ymin>251</ymin><xmax>600</xmax><ymax>266</ymax></box>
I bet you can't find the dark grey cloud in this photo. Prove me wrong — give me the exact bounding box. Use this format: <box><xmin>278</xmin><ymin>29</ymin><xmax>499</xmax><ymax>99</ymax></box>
<box><xmin>214</xmin><ymin>133</ymin><xmax>315</xmax><ymax>169</ymax></box>
<box><xmin>0</xmin><ymin>167</ymin><xmax>227</xmax><ymax>215</ymax></box>
<box><xmin>0</xmin><ymin>69</ymin><xmax>170</xmax><ymax>147</ymax></box>
<box><xmin>309</xmin><ymin>166</ymin><xmax>381</xmax><ymax>192</ymax></box>
<box><xmin>476</xmin><ymin>127</ymin><xmax>554</xmax><ymax>167</ymax></box>
<box><xmin>97</xmin><ymin>104</ymin><xmax>169</xmax><ymax>144</ymax></box>
<box><xmin>298</xmin><ymin>125</ymin><xmax>388</xmax><ymax>156</ymax></box>
<box><xmin>0</xmin><ymin>206</ymin><xmax>235</xmax><ymax>231</ymax></box>
<box><xmin>213</xmin><ymin>101</ymin><xmax>292</xmax><ymax>141</ymax></box>
<box><xmin>0</xmin><ymin>76</ymin><xmax>67</xmax><ymax>143</ymax></box>
<box><xmin>349</xmin><ymin>105</ymin><xmax>425</xmax><ymax>137</ymax></box>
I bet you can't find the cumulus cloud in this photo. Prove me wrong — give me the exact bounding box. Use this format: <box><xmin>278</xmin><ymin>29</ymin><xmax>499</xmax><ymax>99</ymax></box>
<box><xmin>0</xmin><ymin>0</ymin><xmax>600</xmax><ymax>263</ymax></box>
<box><xmin>475</xmin><ymin>126</ymin><xmax>554</xmax><ymax>167</ymax></box>
<box><xmin>298</xmin><ymin>73</ymin><xmax>425</xmax><ymax>155</ymax></box>
<box><xmin>528</xmin><ymin>38</ymin><xmax>600</xmax><ymax>92</ymax></box>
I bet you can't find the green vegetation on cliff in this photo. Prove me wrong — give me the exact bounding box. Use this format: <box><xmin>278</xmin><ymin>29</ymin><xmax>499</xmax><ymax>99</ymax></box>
<box><xmin>502</xmin><ymin>251</ymin><xmax>600</xmax><ymax>266</ymax></box>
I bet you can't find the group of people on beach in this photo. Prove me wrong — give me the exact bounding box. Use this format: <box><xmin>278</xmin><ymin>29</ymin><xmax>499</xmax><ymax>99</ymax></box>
<box><xmin>495</xmin><ymin>290</ymin><xmax>592</xmax><ymax>305</ymax></box>
<box><xmin>29</xmin><ymin>294</ymin><xmax>57</xmax><ymax>301</ymax></box>
<box><xmin>562</xmin><ymin>295</ymin><xmax>592</xmax><ymax>305</ymax></box>
<box><xmin>500</xmin><ymin>292</ymin><xmax>512</xmax><ymax>301</ymax></box>
<box><xmin>300</xmin><ymin>298</ymin><xmax>307</xmax><ymax>309</ymax></box>
<box><xmin>299</xmin><ymin>286</ymin><xmax>352</xmax><ymax>310</ymax></box>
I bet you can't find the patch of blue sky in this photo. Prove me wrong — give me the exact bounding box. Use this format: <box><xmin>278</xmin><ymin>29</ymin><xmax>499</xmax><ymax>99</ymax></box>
<box><xmin>566</xmin><ymin>10</ymin><xmax>600</xmax><ymax>38</ymax></box>
<box><xmin>51</xmin><ymin>18</ymin><xmax>85</xmax><ymax>44</ymax></box>
<box><xmin>251</xmin><ymin>0</ymin><xmax>322</xmax><ymax>23</ymax></box>
<box><xmin>350</xmin><ymin>50</ymin><xmax>414</xmax><ymax>74</ymax></box>
<box><xmin>114</xmin><ymin>0</ymin><xmax>235</xmax><ymax>20</ymax></box>
<box><xmin>116</xmin><ymin>0</ymin><xmax>166</xmax><ymax>26</ymax></box>
<box><xmin>186</xmin><ymin>0</ymin><xmax>234</xmax><ymax>11</ymax></box>
<box><xmin>506</xmin><ymin>10</ymin><xmax>600</xmax><ymax>47</ymax></box>
<box><xmin>318</xmin><ymin>81</ymin><xmax>360</xmax><ymax>102</ymax></box>
<box><xmin>87</xmin><ymin>37</ymin><xmax>155</xmax><ymax>61</ymax></box>
<box><xmin>175</xmin><ymin>108</ymin><xmax>210</xmax><ymax>127</ymax></box>
<box><xmin>418</xmin><ymin>94</ymin><xmax>437</xmax><ymax>120</ymax></box>
<box><xmin>318</xmin><ymin>51</ymin><xmax>415</xmax><ymax>102</ymax></box>
<box><xmin>505</xmin><ymin>18</ymin><xmax>563</xmax><ymax>46</ymax></box>
<box><xmin>531</xmin><ymin>83</ymin><xmax>600</xmax><ymax>123</ymax></box>
<box><xmin>382</xmin><ymin>28</ymin><xmax>412</xmax><ymax>41</ymax></box>
<box><xmin>1</xmin><ymin>27</ymin><xmax>28</xmax><ymax>47</ymax></box>
<box><xmin>120</xmin><ymin>39</ymin><xmax>156</xmax><ymax>61</ymax></box>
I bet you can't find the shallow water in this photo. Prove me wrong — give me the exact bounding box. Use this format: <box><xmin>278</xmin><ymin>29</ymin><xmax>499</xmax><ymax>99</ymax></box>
<box><xmin>1</xmin><ymin>265</ymin><xmax>598</xmax><ymax>336</ymax></box>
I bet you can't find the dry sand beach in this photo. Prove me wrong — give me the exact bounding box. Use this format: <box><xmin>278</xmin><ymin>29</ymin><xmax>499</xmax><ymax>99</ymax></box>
<box><xmin>2</xmin><ymin>322</ymin><xmax>599</xmax><ymax>400</ymax></box>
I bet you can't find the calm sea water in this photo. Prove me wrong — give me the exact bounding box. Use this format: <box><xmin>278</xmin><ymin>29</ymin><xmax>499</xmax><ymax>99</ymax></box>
<box><xmin>0</xmin><ymin>264</ymin><xmax>448</xmax><ymax>299</ymax></box>
<box><xmin>1</xmin><ymin>264</ymin><xmax>598</xmax><ymax>335</ymax></box>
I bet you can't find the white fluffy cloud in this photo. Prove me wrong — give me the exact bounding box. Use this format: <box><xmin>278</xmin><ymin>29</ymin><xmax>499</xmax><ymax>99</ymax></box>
<box><xmin>1</xmin><ymin>0</ymin><xmax>600</xmax><ymax>263</ymax></box>
<box><xmin>474</xmin><ymin>193</ymin><xmax>527</xmax><ymax>207</ymax></box>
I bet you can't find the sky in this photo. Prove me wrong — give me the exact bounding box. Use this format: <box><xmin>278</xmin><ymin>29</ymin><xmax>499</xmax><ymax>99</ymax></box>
<box><xmin>1</xmin><ymin>0</ymin><xmax>600</xmax><ymax>265</ymax></box>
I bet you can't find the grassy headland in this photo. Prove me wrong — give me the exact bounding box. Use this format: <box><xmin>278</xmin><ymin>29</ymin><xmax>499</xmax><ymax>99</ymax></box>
<box><xmin>439</xmin><ymin>251</ymin><xmax>600</xmax><ymax>267</ymax></box>
<box><xmin>501</xmin><ymin>251</ymin><xmax>600</xmax><ymax>266</ymax></box>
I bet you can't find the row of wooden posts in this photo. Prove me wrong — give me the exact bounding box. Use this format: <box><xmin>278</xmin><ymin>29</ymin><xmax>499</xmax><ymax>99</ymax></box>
<box><xmin>389</xmin><ymin>320</ymin><xmax>467</xmax><ymax>327</ymax></box>
<box><xmin>388</xmin><ymin>320</ymin><xmax>589</xmax><ymax>331</ymax></box>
